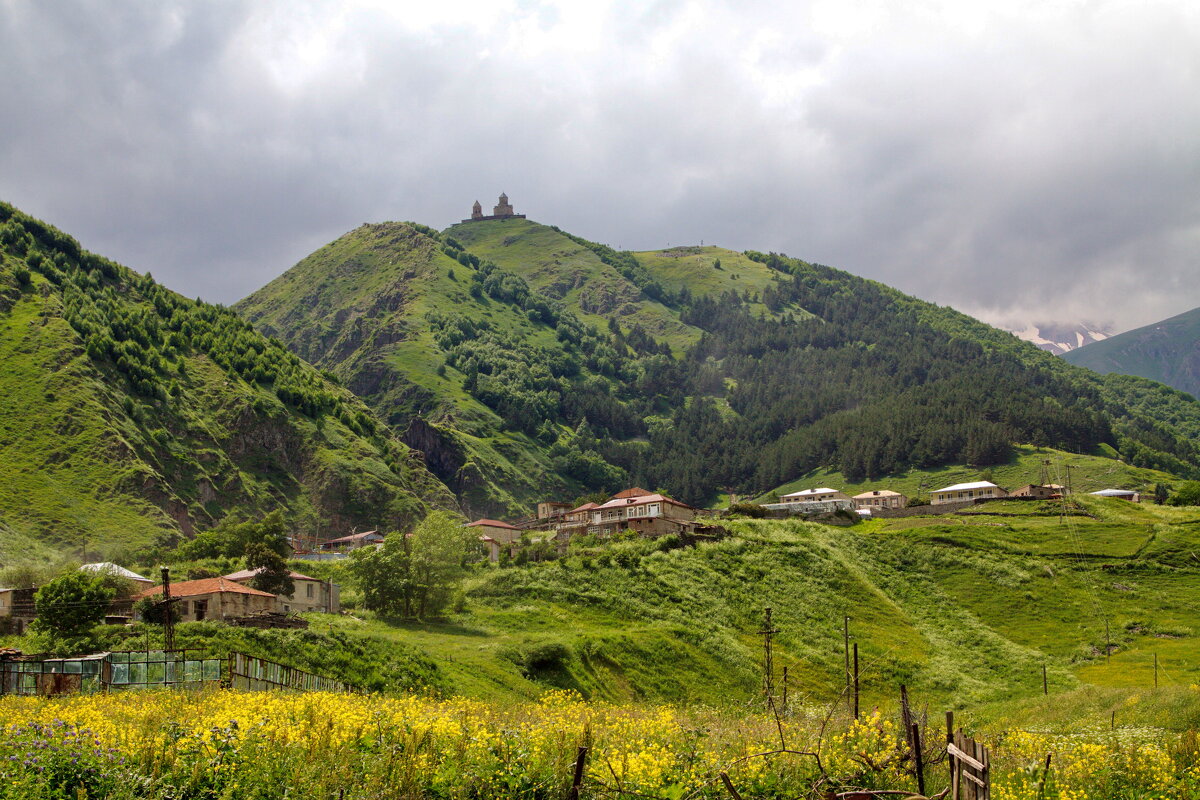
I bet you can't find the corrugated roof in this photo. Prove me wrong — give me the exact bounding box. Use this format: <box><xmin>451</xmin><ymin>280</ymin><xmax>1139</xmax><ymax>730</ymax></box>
<box><xmin>321</xmin><ymin>531</ymin><xmax>382</xmax><ymax>545</ymax></box>
<box><xmin>933</xmin><ymin>481</ymin><xmax>1000</xmax><ymax>493</ymax></box>
<box><xmin>136</xmin><ymin>577</ymin><xmax>277</xmax><ymax>599</ymax></box>
<box><xmin>79</xmin><ymin>563</ymin><xmax>153</xmax><ymax>582</ymax></box>
<box><xmin>1091</xmin><ymin>488</ymin><xmax>1137</xmax><ymax>497</ymax></box>
<box><xmin>466</xmin><ymin>519</ymin><xmax>520</xmax><ymax>530</ymax></box>
<box><xmin>223</xmin><ymin>567</ymin><xmax>318</xmax><ymax>582</ymax></box>
<box><xmin>782</xmin><ymin>488</ymin><xmax>839</xmax><ymax>497</ymax></box>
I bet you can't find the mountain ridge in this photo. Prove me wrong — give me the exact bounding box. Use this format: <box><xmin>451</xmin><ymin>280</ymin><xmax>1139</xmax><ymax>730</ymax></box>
<box><xmin>1064</xmin><ymin>305</ymin><xmax>1200</xmax><ymax>400</ymax></box>
<box><xmin>237</xmin><ymin>214</ymin><xmax>1200</xmax><ymax>513</ymax></box>
<box><xmin>0</xmin><ymin>202</ymin><xmax>455</xmax><ymax>563</ymax></box>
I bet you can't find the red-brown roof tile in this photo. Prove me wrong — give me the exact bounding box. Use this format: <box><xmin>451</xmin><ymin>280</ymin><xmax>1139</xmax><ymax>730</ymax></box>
<box><xmin>136</xmin><ymin>577</ymin><xmax>277</xmax><ymax>599</ymax></box>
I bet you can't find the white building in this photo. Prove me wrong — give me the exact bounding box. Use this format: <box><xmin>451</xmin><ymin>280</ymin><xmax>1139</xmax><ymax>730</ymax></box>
<box><xmin>764</xmin><ymin>487</ymin><xmax>854</xmax><ymax>514</ymax></box>
<box><xmin>930</xmin><ymin>481</ymin><xmax>1007</xmax><ymax>505</ymax></box>
<box><xmin>1090</xmin><ymin>488</ymin><xmax>1140</xmax><ymax>502</ymax></box>
<box><xmin>852</xmin><ymin>490</ymin><xmax>908</xmax><ymax>510</ymax></box>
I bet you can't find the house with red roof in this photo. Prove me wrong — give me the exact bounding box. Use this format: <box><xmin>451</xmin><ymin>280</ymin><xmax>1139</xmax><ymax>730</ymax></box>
<box><xmin>553</xmin><ymin>489</ymin><xmax>699</xmax><ymax>540</ymax></box>
<box><xmin>136</xmin><ymin>577</ymin><xmax>279</xmax><ymax>622</ymax></box>
<box><xmin>222</xmin><ymin>567</ymin><xmax>340</xmax><ymax>614</ymax></box>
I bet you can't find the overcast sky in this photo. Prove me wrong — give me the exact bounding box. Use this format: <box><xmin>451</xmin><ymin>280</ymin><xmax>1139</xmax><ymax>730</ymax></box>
<box><xmin>1</xmin><ymin>0</ymin><xmax>1197</xmax><ymax>333</ymax></box>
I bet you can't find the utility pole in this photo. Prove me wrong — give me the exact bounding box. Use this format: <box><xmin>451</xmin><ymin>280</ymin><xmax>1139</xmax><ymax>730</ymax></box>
<box><xmin>843</xmin><ymin>616</ymin><xmax>851</xmax><ymax>709</ymax></box>
<box><xmin>161</xmin><ymin>566</ymin><xmax>175</xmax><ymax>652</ymax></box>
<box><xmin>1065</xmin><ymin>464</ymin><xmax>1075</xmax><ymax>497</ymax></box>
<box><xmin>759</xmin><ymin>607</ymin><xmax>778</xmax><ymax>706</ymax></box>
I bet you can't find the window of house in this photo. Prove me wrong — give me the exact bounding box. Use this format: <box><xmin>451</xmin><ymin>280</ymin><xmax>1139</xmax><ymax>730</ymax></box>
<box><xmin>306</xmin><ymin>583</ymin><xmax>314</xmax><ymax>598</ymax></box>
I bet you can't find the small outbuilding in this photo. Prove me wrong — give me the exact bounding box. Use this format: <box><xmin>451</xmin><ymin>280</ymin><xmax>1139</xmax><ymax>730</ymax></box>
<box><xmin>1090</xmin><ymin>488</ymin><xmax>1140</xmax><ymax>502</ymax></box>
<box><xmin>1010</xmin><ymin>484</ymin><xmax>1065</xmax><ymax>499</ymax></box>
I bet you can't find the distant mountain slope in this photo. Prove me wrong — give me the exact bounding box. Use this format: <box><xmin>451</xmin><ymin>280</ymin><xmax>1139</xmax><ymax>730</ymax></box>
<box><xmin>238</xmin><ymin>215</ymin><xmax>1200</xmax><ymax>512</ymax></box>
<box><xmin>1064</xmin><ymin>306</ymin><xmax>1200</xmax><ymax>399</ymax></box>
<box><xmin>1007</xmin><ymin>321</ymin><xmax>1113</xmax><ymax>355</ymax></box>
<box><xmin>0</xmin><ymin>202</ymin><xmax>453</xmax><ymax>563</ymax></box>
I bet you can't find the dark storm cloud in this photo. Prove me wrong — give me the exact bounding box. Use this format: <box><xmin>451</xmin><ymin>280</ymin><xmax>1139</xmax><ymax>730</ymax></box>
<box><xmin>1</xmin><ymin>0</ymin><xmax>1197</xmax><ymax>331</ymax></box>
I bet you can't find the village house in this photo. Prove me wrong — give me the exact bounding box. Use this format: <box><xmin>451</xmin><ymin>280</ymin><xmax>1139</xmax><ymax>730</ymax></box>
<box><xmin>584</xmin><ymin>488</ymin><xmax>699</xmax><ymax>537</ymax></box>
<box><xmin>553</xmin><ymin>502</ymin><xmax>599</xmax><ymax>539</ymax></box>
<box><xmin>318</xmin><ymin>530</ymin><xmax>385</xmax><ymax>552</ymax></box>
<box><xmin>1090</xmin><ymin>488</ymin><xmax>1140</xmax><ymax>502</ymax></box>
<box><xmin>136</xmin><ymin>578</ymin><xmax>279</xmax><ymax>623</ymax></box>
<box><xmin>0</xmin><ymin>587</ymin><xmax>36</xmax><ymax>634</ymax></box>
<box><xmin>536</xmin><ymin>501</ymin><xmax>572</xmax><ymax>522</ymax></box>
<box><xmin>222</xmin><ymin>568</ymin><xmax>340</xmax><ymax>614</ymax></box>
<box><xmin>1010</xmin><ymin>484</ymin><xmax>1065</xmax><ymax>499</ymax></box>
<box><xmin>466</xmin><ymin>519</ymin><xmax>523</xmax><ymax>562</ymax></box>
<box><xmin>852</xmin><ymin>490</ymin><xmax>908</xmax><ymax>510</ymax></box>
<box><xmin>763</xmin><ymin>488</ymin><xmax>855</xmax><ymax>514</ymax></box>
<box><xmin>930</xmin><ymin>481</ymin><xmax>1008</xmax><ymax>505</ymax></box>
<box><xmin>780</xmin><ymin>488</ymin><xmax>850</xmax><ymax>505</ymax></box>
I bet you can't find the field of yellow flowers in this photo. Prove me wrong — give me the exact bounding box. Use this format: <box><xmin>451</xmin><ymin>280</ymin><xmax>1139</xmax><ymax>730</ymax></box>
<box><xmin>2</xmin><ymin>688</ymin><xmax>1199</xmax><ymax>799</ymax></box>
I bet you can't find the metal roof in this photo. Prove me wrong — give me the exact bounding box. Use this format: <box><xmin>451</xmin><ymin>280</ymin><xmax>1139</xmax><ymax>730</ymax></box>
<box><xmin>933</xmin><ymin>481</ymin><xmax>1000</xmax><ymax>493</ymax></box>
<box><xmin>79</xmin><ymin>563</ymin><xmax>153</xmax><ymax>582</ymax></box>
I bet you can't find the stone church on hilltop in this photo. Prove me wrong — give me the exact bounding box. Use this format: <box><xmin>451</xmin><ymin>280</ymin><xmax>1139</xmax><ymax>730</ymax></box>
<box><xmin>463</xmin><ymin>193</ymin><xmax>526</xmax><ymax>223</ymax></box>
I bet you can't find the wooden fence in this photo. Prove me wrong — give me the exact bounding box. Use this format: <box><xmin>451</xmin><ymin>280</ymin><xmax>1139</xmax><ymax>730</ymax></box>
<box><xmin>947</xmin><ymin>726</ymin><xmax>991</xmax><ymax>800</ymax></box>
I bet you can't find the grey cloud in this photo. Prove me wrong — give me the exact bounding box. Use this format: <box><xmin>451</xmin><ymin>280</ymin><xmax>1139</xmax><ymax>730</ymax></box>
<box><xmin>0</xmin><ymin>0</ymin><xmax>1197</xmax><ymax>333</ymax></box>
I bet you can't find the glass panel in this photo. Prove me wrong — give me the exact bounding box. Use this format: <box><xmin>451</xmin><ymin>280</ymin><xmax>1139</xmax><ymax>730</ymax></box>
<box><xmin>110</xmin><ymin>652</ymin><xmax>130</xmax><ymax>664</ymax></box>
<box><xmin>203</xmin><ymin>660</ymin><xmax>220</xmax><ymax>681</ymax></box>
<box><xmin>147</xmin><ymin>662</ymin><xmax>165</xmax><ymax>684</ymax></box>
<box><xmin>130</xmin><ymin>663</ymin><xmax>146</xmax><ymax>684</ymax></box>
<box><xmin>111</xmin><ymin>663</ymin><xmax>129</xmax><ymax>684</ymax></box>
<box><xmin>64</xmin><ymin>660</ymin><xmax>83</xmax><ymax>674</ymax></box>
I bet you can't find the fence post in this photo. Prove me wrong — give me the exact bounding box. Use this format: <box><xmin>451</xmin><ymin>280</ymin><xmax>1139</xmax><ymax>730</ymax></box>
<box><xmin>568</xmin><ymin>746</ymin><xmax>588</xmax><ymax>800</ymax></box>
<box><xmin>911</xmin><ymin>722</ymin><xmax>926</xmax><ymax>796</ymax></box>
<box><xmin>946</xmin><ymin>711</ymin><xmax>956</xmax><ymax>800</ymax></box>
<box><xmin>852</xmin><ymin>642</ymin><xmax>860</xmax><ymax>720</ymax></box>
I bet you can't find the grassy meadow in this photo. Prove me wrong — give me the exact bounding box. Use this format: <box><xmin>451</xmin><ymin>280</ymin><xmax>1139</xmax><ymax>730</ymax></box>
<box><xmin>7</xmin><ymin>496</ymin><xmax>1200</xmax><ymax>796</ymax></box>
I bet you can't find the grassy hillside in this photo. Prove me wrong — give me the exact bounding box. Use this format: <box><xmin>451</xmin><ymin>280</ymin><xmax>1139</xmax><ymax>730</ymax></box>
<box><xmin>7</xmin><ymin>498</ymin><xmax>1196</xmax><ymax>715</ymax></box>
<box><xmin>1065</xmin><ymin>305</ymin><xmax>1200</xmax><ymax>400</ymax></box>
<box><xmin>0</xmin><ymin>202</ymin><xmax>454</xmax><ymax>563</ymax></box>
<box><xmin>237</xmin><ymin>221</ymin><xmax>636</xmax><ymax>515</ymax></box>
<box><xmin>202</xmin><ymin>498</ymin><xmax>1200</xmax><ymax>709</ymax></box>
<box><xmin>240</xmin><ymin>215</ymin><xmax>1200</xmax><ymax>513</ymax></box>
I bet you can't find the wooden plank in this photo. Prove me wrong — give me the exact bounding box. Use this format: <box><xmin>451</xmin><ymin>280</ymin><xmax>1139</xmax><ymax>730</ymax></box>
<box><xmin>963</xmin><ymin>772</ymin><xmax>986</xmax><ymax>788</ymax></box>
<box><xmin>947</xmin><ymin>743</ymin><xmax>986</xmax><ymax>772</ymax></box>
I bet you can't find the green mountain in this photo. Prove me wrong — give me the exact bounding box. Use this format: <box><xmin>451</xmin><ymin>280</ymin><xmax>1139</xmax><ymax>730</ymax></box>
<box><xmin>0</xmin><ymin>202</ymin><xmax>454</xmax><ymax>563</ymax></box>
<box><xmin>1064</xmin><ymin>306</ymin><xmax>1200</xmax><ymax>400</ymax></box>
<box><xmin>238</xmin><ymin>215</ymin><xmax>1200</xmax><ymax>515</ymax></box>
